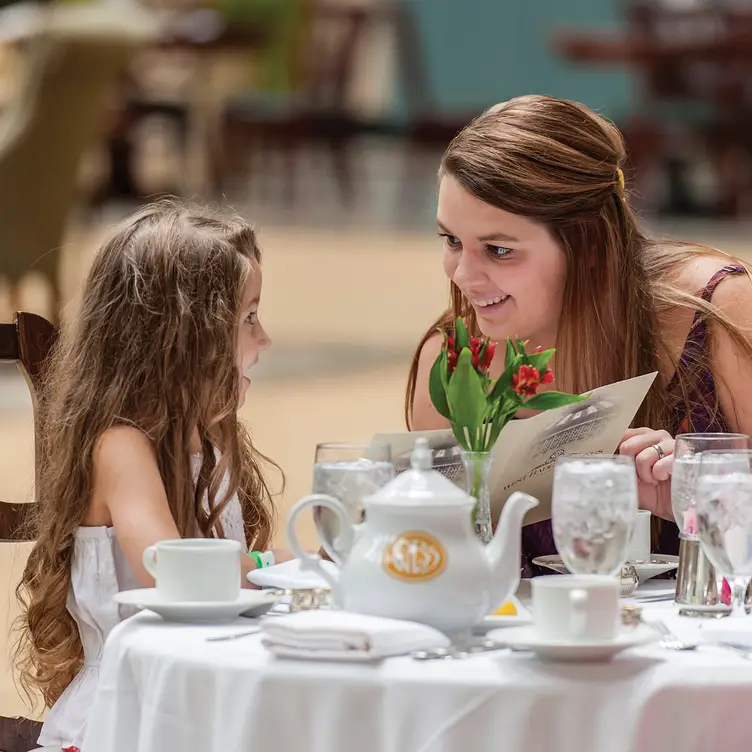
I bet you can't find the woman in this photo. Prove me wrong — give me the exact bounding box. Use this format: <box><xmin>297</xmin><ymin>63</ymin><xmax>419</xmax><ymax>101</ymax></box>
<box><xmin>405</xmin><ymin>95</ymin><xmax>752</xmax><ymax>574</ymax></box>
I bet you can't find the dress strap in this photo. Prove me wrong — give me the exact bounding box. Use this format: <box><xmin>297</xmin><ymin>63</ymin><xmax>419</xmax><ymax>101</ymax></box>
<box><xmin>699</xmin><ymin>264</ymin><xmax>746</xmax><ymax>303</ymax></box>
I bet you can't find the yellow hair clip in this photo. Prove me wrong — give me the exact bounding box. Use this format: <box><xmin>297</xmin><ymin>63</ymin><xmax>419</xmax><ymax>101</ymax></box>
<box><xmin>615</xmin><ymin>167</ymin><xmax>626</xmax><ymax>202</ymax></box>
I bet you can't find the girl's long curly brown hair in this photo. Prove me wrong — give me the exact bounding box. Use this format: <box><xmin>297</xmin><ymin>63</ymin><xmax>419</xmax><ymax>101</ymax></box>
<box><xmin>14</xmin><ymin>201</ymin><xmax>278</xmax><ymax>709</ymax></box>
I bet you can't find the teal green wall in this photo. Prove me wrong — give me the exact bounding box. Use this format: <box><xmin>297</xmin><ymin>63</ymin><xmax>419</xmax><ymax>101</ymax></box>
<box><xmin>403</xmin><ymin>0</ymin><xmax>634</xmax><ymax>120</ymax></box>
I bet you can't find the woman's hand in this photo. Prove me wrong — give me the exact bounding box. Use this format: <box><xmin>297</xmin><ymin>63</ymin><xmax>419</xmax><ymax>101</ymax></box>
<box><xmin>617</xmin><ymin>427</ymin><xmax>675</xmax><ymax>521</ymax></box>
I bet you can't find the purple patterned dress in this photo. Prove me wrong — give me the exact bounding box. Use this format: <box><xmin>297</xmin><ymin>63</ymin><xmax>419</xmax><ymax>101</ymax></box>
<box><xmin>520</xmin><ymin>264</ymin><xmax>746</xmax><ymax>577</ymax></box>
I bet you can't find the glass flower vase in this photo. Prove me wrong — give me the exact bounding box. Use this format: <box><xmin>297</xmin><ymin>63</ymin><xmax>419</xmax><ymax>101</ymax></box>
<box><xmin>461</xmin><ymin>450</ymin><xmax>494</xmax><ymax>545</ymax></box>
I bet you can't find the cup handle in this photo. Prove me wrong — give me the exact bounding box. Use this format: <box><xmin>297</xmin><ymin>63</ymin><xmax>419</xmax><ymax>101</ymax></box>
<box><xmin>569</xmin><ymin>588</ymin><xmax>588</xmax><ymax>639</ymax></box>
<box><xmin>142</xmin><ymin>545</ymin><xmax>158</xmax><ymax>580</ymax></box>
<box><xmin>288</xmin><ymin>494</ymin><xmax>351</xmax><ymax>590</ymax></box>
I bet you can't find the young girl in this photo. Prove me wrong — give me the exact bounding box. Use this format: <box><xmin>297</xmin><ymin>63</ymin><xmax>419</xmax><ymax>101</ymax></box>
<box><xmin>406</xmin><ymin>95</ymin><xmax>752</xmax><ymax>575</ymax></box>
<box><xmin>14</xmin><ymin>202</ymin><xmax>291</xmax><ymax>751</ymax></box>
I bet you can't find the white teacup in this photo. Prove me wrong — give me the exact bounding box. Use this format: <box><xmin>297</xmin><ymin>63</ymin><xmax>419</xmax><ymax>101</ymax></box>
<box><xmin>532</xmin><ymin>575</ymin><xmax>619</xmax><ymax>643</ymax></box>
<box><xmin>142</xmin><ymin>538</ymin><xmax>242</xmax><ymax>603</ymax></box>
<box><xmin>626</xmin><ymin>509</ymin><xmax>651</xmax><ymax>562</ymax></box>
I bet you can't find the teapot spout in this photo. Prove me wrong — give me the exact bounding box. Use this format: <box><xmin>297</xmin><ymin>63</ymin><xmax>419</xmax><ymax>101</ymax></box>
<box><xmin>486</xmin><ymin>492</ymin><xmax>539</xmax><ymax>608</ymax></box>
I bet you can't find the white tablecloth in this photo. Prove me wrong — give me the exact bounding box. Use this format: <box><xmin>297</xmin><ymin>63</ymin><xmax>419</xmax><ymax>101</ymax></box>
<box><xmin>82</xmin><ymin>601</ymin><xmax>752</xmax><ymax>752</ymax></box>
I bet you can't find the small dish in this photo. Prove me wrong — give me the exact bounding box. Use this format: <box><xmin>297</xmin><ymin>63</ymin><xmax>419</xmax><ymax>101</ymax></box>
<box><xmin>114</xmin><ymin>589</ymin><xmax>279</xmax><ymax>624</ymax></box>
<box><xmin>487</xmin><ymin>624</ymin><xmax>658</xmax><ymax>662</ymax></box>
<box><xmin>532</xmin><ymin>554</ymin><xmax>679</xmax><ymax>584</ymax></box>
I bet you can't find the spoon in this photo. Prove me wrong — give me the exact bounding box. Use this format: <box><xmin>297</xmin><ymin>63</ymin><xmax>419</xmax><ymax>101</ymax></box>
<box><xmin>411</xmin><ymin>639</ymin><xmax>511</xmax><ymax>661</ymax></box>
<box><xmin>206</xmin><ymin>627</ymin><xmax>261</xmax><ymax>642</ymax></box>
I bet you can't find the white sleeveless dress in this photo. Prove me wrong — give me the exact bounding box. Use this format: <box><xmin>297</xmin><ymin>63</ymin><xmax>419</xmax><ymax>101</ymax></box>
<box><xmin>35</xmin><ymin>458</ymin><xmax>247</xmax><ymax>751</ymax></box>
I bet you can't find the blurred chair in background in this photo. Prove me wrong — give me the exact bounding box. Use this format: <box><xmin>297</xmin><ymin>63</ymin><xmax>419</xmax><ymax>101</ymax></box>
<box><xmin>620</xmin><ymin>0</ymin><xmax>750</xmax><ymax>215</ymax></box>
<box><xmin>555</xmin><ymin>0</ymin><xmax>752</xmax><ymax>215</ymax></box>
<box><xmin>213</xmin><ymin>0</ymin><xmax>370</xmax><ymax>205</ymax></box>
<box><xmin>0</xmin><ymin>6</ymin><xmax>152</xmax><ymax>318</ymax></box>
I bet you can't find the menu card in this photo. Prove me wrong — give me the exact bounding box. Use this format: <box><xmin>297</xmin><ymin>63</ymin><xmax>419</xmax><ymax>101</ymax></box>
<box><xmin>371</xmin><ymin>372</ymin><xmax>656</xmax><ymax>526</ymax></box>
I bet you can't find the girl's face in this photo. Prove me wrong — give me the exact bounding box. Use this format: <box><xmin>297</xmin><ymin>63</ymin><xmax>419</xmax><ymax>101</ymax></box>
<box><xmin>437</xmin><ymin>175</ymin><xmax>568</xmax><ymax>350</ymax></box>
<box><xmin>237</xmin><ymin>270</ymin><xmax>270</xmax><ymax>407</ymax></box>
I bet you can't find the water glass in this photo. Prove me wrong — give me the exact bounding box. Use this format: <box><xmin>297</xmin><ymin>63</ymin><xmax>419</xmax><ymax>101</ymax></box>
<box><xmin>552</xmin><ymin>455</ymin><xmax>638</xmax><ymax>576</ymax></box>
<box><xmin>312</xmin><ymin>442</ymin><xmax>393</xmax><ymax>562</ymax></box>
<box><xmin>672</xmin><ymin>433</ymin><xmax>749</xmax><ymax>534</ymax></box>
<box><xmin>696</xmin><ymin>449</ymin><xmax>752</xmax><ymax>618</ymax></box>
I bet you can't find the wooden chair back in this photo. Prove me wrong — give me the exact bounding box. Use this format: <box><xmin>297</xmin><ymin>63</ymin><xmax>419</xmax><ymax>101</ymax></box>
<box><xmin>0</xmin><ymin>311</ymin><xmax>57</xmax><ymax>540</ymax></box>
<box><xmin>0</xmin><ymin>311</ymin><xmax>57</xmax><ymax>752</ymax></box>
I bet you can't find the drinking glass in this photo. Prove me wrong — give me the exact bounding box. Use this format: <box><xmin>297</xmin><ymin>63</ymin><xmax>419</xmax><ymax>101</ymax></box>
<box><xmin>672</xmin><ymin>433</ymin><xmax>749</xmax><ymax>534</ymax></box>
<box><xmin>552</xmin><ymin>455</ymin><xmax>638</xmax><ymax>576</ymax></box>
<box><xmin>696</xmin><ymin>449</ymin><xmax>752</xmax><ymax>618</ymax></box>
<box><xmin>312</xmin><ymin>442</ymin><xmax>393</xmax><ymax>562</ymax></box>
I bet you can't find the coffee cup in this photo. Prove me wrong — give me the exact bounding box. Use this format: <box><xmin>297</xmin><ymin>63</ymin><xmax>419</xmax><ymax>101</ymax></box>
<box><xmin>142</xmin><ymin>538</ymin><xmax>242</xmax><ymax>603</ymax></box>
<box><xmin>626</xmin><ymin>509</ymin><xmax>651</xmax><ymax>563</ymax></box>
<box><xmin>532</xmin><ymin>574</ymin><xmax>619</xmax><ymax>642</ymax></box>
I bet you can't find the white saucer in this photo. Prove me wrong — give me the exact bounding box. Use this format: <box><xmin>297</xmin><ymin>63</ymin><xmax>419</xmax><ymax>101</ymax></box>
<box><xmin>532</xmin><ymin>554</ymin><xmax>679</xmax><ymax>584</ymax></box>
<box><xmin>114</xmin><ymin>589</ymin><xmax>280</xmax><ymax>624</ymax></box>
<box><xmin>246</xmin><ymin>558</ymin><xmax>336</xmax><ymax>590</ymax></box>
<box><xmin>488</xmin><ymin>624</ymin><xmax>658</xmax><ymax>662</ymax></box>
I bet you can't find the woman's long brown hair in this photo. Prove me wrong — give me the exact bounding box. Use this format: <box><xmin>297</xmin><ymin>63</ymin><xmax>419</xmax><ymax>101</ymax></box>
<box><xmin>14</xmin><ymin>201</ymin><xmax>278</xmax><ymax>708</ymax></box>
<box><xmin>406</xmin><ymin>95</ymin><xmax>752</xmax><ymax>437</ymax></box>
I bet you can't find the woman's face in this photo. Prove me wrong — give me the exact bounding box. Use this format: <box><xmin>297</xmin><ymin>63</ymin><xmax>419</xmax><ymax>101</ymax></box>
<box><xmin>236</xmin><ymin>269</ymin><xmax>270</xmax><ymax>408</ymax></box>
<box><xmin>437</xmin><ymin>175</ymin><xmax>568</xmax><ymax>350</ymax></box>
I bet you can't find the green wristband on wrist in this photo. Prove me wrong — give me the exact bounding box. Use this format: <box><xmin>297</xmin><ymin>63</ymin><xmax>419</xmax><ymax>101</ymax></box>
<box><xmin>248</xmin><ymin>550</ymin><xmax>275</xmax><ymax>569</ymax></box>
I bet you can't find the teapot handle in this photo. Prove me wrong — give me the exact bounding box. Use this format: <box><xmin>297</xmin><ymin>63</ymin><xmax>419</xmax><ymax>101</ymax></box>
<box><xmin>287</xmin><ymin>494</ymin><xmax>353</xmax><ymax>591</ymax></box>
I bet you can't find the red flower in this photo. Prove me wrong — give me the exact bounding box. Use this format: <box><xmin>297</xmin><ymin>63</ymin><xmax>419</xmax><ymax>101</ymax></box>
<box><xmin>444</xmin><ymin>332</ymin><xmax>496</xmax><ymax>376</ymax></box>
<box><xmin>540</xmin><ymin>368</ymin><xmax>554</xmax><ymax>385</ymax></box>
<box><xmin>443</xmin><ymin>334</ymin><xmax>459</xmax><ymax>373</ymax></box>
<box><xmin>63</xmin><ymin>747</ymin><xmax>81</xmax><ymax>752</ymax></box>
<box><xmin>480</xmin><ymin>341</ymin><xmax>496</xmax><ymax>373</ymax></box>
<box><xmin>469</xmin><ymin>337</ymin><xmax>483</xmax><ymax>368</ymax></box>
<box><xmin>512</xmin><ymin>364</ymin><xmax>541</xmax><ymax>396</ymax></box>
<box><xmin>721</xmin><ymin>578</ymin><xmax>732</xmax><ymax>606</ymax></box>
<box><xmin>447</xmin><ymin>351</ymin><xmax>458</xmax><ymax>373</ymax></box>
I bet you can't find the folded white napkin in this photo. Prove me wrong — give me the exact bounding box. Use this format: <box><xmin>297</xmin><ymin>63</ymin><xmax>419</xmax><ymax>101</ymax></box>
<box><xmin>247</xmin><ymin>558</ymin><xmax>336</xmax><ymax>590</ymax></box>
<box><xmin>261</xmin><ymin>610</ymin><xmax>450</xmax><ymax>661</ymax></box>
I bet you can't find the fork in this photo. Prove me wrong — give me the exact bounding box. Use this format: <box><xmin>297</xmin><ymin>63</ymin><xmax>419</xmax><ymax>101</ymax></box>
<box><xmin>648</xmin><ymin>620</ymin><xmax>698</xmax><ymax>651</ymax></box>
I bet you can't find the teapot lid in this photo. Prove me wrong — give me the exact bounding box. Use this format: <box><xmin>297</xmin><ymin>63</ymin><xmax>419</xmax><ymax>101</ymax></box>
<box><xmin>367</xmin><ymin>438</ymin><xmax>472</xmax><ymax>507</ymax></box>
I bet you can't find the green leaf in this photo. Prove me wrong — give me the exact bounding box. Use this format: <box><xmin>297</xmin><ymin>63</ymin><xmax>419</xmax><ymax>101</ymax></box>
<box><xmin>446</xmin><ymin>348</ymin><xmax>486</xmax><ymax>432</ymax></box>
<box><xmin>478</xmin><ymin>338</ymin><xmax>490</xmax><ymax>369</ymax></box>
<box><xmin>455</xmin><ymin>317</ymin><xmax>470</xmax><ymax>349</ymax></box>
<box><xmin>523</xmin><ymin>391</ymin><xmax>587</xmax><ymax>410</ymax></box>
<box><xmin>504</xmin><ymin>338</ymin><xmax>516</xmax><ymax>370</ymax></box>
<box><xmin>428</xmin><ymin>350</ymin><xmax>451</xmax><ymax>419</ymax></box>
<box><xmin>450</xmin><ymin>421</ymin><xmax>470</xmax><ymax>451</ymax></box>
<box><xmin>487</xmin><ymin>413</ymin><xmax>513</xmax><ymax>448</ymax></box>
<box><xmin>488</xmin><ymin>355</ymin><xmax>522</xmax><ymax>402</ymax></box>
<box><xmin>525</xmin><ymin>348</ymin><xmax>555</xmax><ymax>372</ymax></box>
<box><xmin>516</xmin><ymin>338</ymin><xmax>528</xmax><ymax>356</ymax></box>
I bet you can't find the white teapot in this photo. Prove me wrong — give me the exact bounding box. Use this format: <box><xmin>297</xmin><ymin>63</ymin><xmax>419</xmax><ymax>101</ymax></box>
<box><xmin>287</xmin><ymin>438</ymin><xmax>539</xmax><ymax>636</ymax></box>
